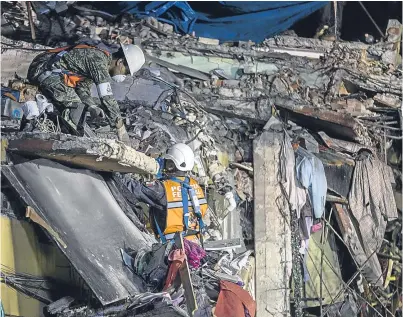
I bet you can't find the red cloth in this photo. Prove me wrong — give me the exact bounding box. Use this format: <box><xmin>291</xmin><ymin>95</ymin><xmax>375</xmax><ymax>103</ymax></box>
<box><xmin>215</xmin><ymin>280</ymin><xmax>256</xmax><ymax>317</ymax></box>
<box><xmin>163</xmin><ymin>249</ymin><xmax>185</xmax><ymax>291</ymax></box>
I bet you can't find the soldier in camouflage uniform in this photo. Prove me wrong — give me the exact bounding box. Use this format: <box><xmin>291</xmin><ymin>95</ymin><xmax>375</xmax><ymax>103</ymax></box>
<box><xmin>27</xmin><ymin>43</ymin><xmax>145</xmax><ymax>143</ymax></box>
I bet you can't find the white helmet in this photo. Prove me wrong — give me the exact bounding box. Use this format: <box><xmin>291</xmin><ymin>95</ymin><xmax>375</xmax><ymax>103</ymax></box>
<box><xmin>121</xmin><ymin>44</ymin><xmax>145</xmax><ymax>76</ymax></box>
<box><xmin>163</xmin><ymin>143</ymin><xmax>195</xmax><ymax>172</ymax></box>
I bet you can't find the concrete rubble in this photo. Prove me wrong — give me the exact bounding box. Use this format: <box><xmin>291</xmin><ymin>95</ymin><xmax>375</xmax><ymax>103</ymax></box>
<box><xmin>1</xmin><ymin>2</ymin><xmax>402</xmax><ymax>317</ymax></box>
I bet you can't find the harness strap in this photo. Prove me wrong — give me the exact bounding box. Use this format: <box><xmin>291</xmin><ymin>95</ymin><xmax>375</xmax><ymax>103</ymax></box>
<box><xmin>154</xmin><ymin>215</ymin><xmax>167</xmax><ymax>244</ymax></box>
<box><xmin>181</xmin><ymin>177</ymin><xmax>190</xmax><ymax>231</ymax></box>
<box><xmin>43</xmin><ymin>44</ymin><xmax>111</xmax><ymax>82</ymax></box>
<box><xmin>169</xmin><ymin>176</ymin><xmax>205</xmax><ymax>232</ymax></box>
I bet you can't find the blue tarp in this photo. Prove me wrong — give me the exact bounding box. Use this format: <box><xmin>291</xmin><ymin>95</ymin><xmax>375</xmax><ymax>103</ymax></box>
<box><xmin>102</xmin><ymin>1</ymin><xmax>328</xmax><ymax>43</ymax></box>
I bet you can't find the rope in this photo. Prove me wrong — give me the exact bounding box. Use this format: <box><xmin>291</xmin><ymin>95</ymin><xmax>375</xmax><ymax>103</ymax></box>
<box><xmin>35</xmin><ymin>113</ymin><xmax>60</xmax><ymax>133</ymax></box>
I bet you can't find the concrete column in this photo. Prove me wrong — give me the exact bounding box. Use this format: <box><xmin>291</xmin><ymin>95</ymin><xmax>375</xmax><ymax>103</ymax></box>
<box><xmin>253</xmin><ymin>131</ymin><xmax>291</xmax><ymax>317</ymax></box>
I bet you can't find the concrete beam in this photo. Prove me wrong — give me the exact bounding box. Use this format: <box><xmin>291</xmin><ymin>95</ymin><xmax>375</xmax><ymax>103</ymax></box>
<box><xmin>201</xmin><ymin>98</ymin><xmax>271</xmax><ymax>124</ymax></box>
<box><xmin>253</xmin><ymin>131</ymin><xmax>291</xmax><ymax>317</ymax></box>
<box><xmin>263</xmin><ymin>35</ymin><xmax>369</xmax><ymax>52</ymax></box>
<box><xmin>5</xmin><ymin>133</ymin><xmax>159</xmax><ymax>174</ymax></box>
<box><xmin>274</xmin><ymin>98</ymin><xmax>360</xmax><ymax>141</ymax></box>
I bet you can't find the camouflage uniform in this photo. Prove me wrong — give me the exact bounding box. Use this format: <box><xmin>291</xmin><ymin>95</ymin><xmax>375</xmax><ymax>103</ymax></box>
<box><xmin>27</xmin><ymin>47</ymin><xmax>121</xmax><ymax>126</ymax></box>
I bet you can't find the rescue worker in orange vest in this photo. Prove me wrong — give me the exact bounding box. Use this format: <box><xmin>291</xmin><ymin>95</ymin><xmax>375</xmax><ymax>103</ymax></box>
<box><xmin>27</xmin><ymin>42</ymin><xmax>145</xmax><ymax>143</ymax></box>
<box><xmin>117</xmin><ymin>143</ymin><xmax>208</xmax><ymax>243</ymax></box>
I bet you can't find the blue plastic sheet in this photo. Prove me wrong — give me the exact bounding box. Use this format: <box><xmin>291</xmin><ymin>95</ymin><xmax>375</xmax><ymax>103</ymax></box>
<box><xmin>102</xmin><ymin>1</ymin><xmax>328</xmax><ymax>43</ymax></box>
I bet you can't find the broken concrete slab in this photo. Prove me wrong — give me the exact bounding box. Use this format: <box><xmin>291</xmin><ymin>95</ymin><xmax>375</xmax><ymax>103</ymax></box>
<box><xmin>275</xmin><ymin>99</ymin><xmax>361</xmax><ymax>141</ymax></box>
<box><xmin>253</xmin><ymin>131</ymin><xmax>291</xmax><ymax>317</ymax></box>
<box><xmin>146</xmin><ymin>50</ymin><xmax>281</xmax><ymax>79</ymax></box>
<box><xmin>0</xmin><ymin>36</ymin><xmax>50</xmax><ymax>83</ymax></box>
<box><xmin>318</xmin><ymin>131</ymin><xmax>376</xmax><ymax>155</ymax></box>
<box><xmin>5</xmin><ymin>133</ymin><xmax>160</xmax><ymax>174</ymax></box>
<box><xmin>200</xmin><ymin>98</ymin><xmax>271</xmax><ymax>123</ymax></box>
<box><xmin>198</xmin><ymin>37</ymin><xmax>220</xmax><ymax>46</ymax></box>
<box><xmin>2</xmin><ymin>159</ymin><xmax>152</xmax><ymax>305</ymax></box>
<box><xmin>263</xmin><ymin>35</ymin><xmax>369</xmax><ymax>52</ymax></box>
<box><xmin>373</xmin><ymin>93</ymin><xmax>401</xmax><ymax>108</ymax></box>
<box><xmin>255</xmin><ymin>46</ymin><xmax>324</xmax><ymax>59</ymax></box>
<box><xmin>146</xmin><ymin>54</ymin><xmax>211</xmax><ymax>81</ymax></box>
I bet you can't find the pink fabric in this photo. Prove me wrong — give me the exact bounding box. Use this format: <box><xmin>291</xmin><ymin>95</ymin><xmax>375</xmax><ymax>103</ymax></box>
<box><xmin>183</xmin><ymin>239</ymin><xmax>206</xmax><ymax>268</ymax></box>
<box><xmin>311</xmin><ymin>223</ymin><xmax>323</xmax><ymax>233</ymax></box>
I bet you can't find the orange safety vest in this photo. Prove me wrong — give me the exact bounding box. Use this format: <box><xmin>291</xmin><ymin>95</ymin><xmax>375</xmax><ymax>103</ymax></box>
<box><xmin>46</xmin><ymin>45</ymin><xmax>111</xmax><ymax>88</ymax></box>
<box><xmin>162</xmin><ymin>177</ymin><xmax>208</xmax><ymax>240</ymax></box>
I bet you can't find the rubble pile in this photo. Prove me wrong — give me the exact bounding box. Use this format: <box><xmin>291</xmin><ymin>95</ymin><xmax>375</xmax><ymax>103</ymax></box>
<box><xmin>1</xmin><ymin>2</ymin><xmax>402</xmax><ymax>317</ymax></box>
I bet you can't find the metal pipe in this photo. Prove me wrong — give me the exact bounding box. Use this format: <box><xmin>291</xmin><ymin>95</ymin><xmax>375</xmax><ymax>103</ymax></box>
<box><xmin>362</xmin><ymin>121</ymin><xmax>402</xmax><ymax>131</ymax></box>
<box><xmin>384</xmin><ymin>134</ymin><xmax>403</xmax><ymax>140</ymax></box>
<box><xmin>27</xmin><ymin>2</ymin><xmax>36</xmax><ymax>41</ymax></box>
<box><xmin>320</xmin><ymin>208</ymin><xmax>333</xmax><ymax>316</ymax></box>
<box><xmin>358</xmin><ymin>1</ymin><xmax>385</xmax><ymax>39</ymax></box>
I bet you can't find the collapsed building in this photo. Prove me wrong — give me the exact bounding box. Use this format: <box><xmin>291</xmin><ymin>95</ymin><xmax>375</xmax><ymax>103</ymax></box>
<box><xmin>1</xmin><ymin>2</ymin><xmax>402</xmax><ymax>317</ymax></box>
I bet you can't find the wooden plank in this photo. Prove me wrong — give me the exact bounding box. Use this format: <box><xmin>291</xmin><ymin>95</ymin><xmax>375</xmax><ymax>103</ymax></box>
<box><xmin>174</xmin><ymin>233</ymin><xmax>197</xmax><ymax>316</ymax></box>
<box><xmin>253</xmin><ymin>131</ymin><xmax>291</xmax><ymax>317</ymax></box>
<box><xmin>26</xmin><ymin>206</ymin><xmax>67</xmax><ymax>249</ymax></box>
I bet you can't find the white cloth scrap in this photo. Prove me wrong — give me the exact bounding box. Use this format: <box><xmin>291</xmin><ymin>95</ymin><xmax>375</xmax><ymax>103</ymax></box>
<box><xmin>280</xmin><ymin>132</ymin><xmax>307</xmax><ymax>218</ymax></box>
<box><xmin>36</xmin><ymin>94</ymin><xmax>54</xmax><ymax>113</ymax></box>
<box><xmin>22</xmin><ymin>100</ymin><xmax>39</xmax><ymax>120</ymax></box>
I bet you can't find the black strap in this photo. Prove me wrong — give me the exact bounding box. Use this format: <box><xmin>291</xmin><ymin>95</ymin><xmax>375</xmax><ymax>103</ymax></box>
<box><xmin>45</xmin><ymin>46</ymin><xmax>75</xmax><ymax>71</ymax></box>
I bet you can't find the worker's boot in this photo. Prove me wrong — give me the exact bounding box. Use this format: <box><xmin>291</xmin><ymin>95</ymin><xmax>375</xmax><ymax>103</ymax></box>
<box><xmin>116</xmin><ymin>119</ymin><xmax>130</xmax><ymax>146</ymax></box>
<box><xmin>62</xmin><ymin>102</ymin><xmax>86</xmax><ymax>134</ymax></box>
<box><xmin>20</xmin><ymin>118</ymin><xmax>38</xmax><ymax>132</ymax></box>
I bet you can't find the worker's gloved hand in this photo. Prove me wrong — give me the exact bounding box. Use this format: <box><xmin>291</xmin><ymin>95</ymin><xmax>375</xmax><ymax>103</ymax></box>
<box><xmin>88</xmin><ymin>105</ymin><xmax>105</xmax><ymax>122</ymax></box>
<box><xmin>116</xmin><ymin>119</ymin><xmax>131</xmax><ymax>146</ymax></box>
